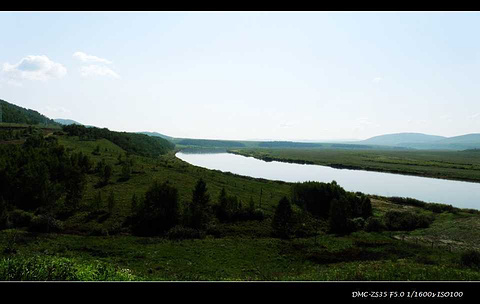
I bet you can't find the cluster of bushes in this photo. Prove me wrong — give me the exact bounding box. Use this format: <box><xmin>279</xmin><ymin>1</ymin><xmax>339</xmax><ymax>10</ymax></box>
<box><xmin>0</xmin><ymin>134</ymin><xmax>93</xmax><ymax>231</ymax></box>
<box><xmin>129</xmin><ymin>179</ymin><xmax>265</xmax><ymax>239</ymax></box>
<box><xmin>460</xmin><ymin>249</ymin><xmax>480</xmax><ymax>269</ymax></box>
<box><xmin>361</xmin><ymin>210</ymin><xmax>434</xmax><ymax>233</ymax></box>
<box><xmin>214</xmin><ymin>188</ymin><xmax>264</xmax><ymax>223</ymax></box>
<box><xmin>63</xmin><ymin>124</ymin><xmax>174</xmax><ymax>157</ymax></box>
<box><xmin>2</xmin><ymin>209</ymin><xmax>65</xmax><ymax>233</ymax></box>
<box><xmin>288</xmin><ymin>181</ymin><xmax>372</xmax><ymax>235</ymax></box>
<box><xmin>383</xmin><ymin>210</ymin><xmax>434</xmax><ymax>231</ymax></box>
<box><xmin>389</xmin><ymin>197</ymin><xmax>459</xmax><ymax>214</ymax></box>
<box><xmin>0</xmin><ymin>128</ymin><xmax>28</xmax><ymax>141</ymax></box>
<box><xmin>94</xmin><ymin>159</ymin><xmax>113</xmax><ymax>186</ymax></box>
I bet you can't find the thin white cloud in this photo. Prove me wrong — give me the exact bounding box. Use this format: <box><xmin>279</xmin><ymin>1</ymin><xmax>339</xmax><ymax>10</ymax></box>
<box><xmin>469</xmin><ymin>113</ymin><xmax>480</xmax><ymax>119</ymax></box>
<box><xmin>2</xmin><ymin>55</ymin><xmax>67</xmax><ymax>82</ymax></box>
<box><xmin>73</xmin><ymin>52</ymin><xmax>113</xmax><ymax>64</ymax></box>
<box><xmin>373</xmin><ymin>77</ymin><xmax>382</xmax><ymax>83</ymax></box>
<box><xmin>80</xmin><ymin>65</ymin><xmax>120</xmax><ymax>79</ymax></box>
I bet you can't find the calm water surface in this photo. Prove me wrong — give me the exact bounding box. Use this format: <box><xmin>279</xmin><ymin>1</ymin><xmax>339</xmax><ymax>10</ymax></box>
<box><xmin>176</xmin><ymin>151</ymin><xmax>480</xmax><ymax>210</ymax></box>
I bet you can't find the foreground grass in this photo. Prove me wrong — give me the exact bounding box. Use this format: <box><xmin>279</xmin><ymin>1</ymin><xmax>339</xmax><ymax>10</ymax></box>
<box><xmin>229</xmin><ymin>148</ymin><xmax>480</xmax><ymax>183</ymax></box>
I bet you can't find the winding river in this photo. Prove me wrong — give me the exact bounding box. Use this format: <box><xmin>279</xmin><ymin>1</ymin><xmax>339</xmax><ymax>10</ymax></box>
<box><xmin>176</xmin><ymin>151</ymin><xmax>480</xmax><ymax>210</ymax></box>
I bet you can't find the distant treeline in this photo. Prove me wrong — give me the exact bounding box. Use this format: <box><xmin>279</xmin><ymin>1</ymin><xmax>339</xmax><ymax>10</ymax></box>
<box><xmin>62</xmin><ymin>124</ymin><xmax>175</xmax><ymax>157</ymax></box>
<box><xmin>258</xmin><ymin>141</ymin><xmax>324</xmax><ymax>148</ymax></box>
<box><xmin>177</xmin><ymin>138</ymin><xmax>246</xmax><ymax>148</ymax></box>
<box><xmin>0</xmin><ymin>99</ymin><xmax>56</xmax><ymax>125</ymax></box>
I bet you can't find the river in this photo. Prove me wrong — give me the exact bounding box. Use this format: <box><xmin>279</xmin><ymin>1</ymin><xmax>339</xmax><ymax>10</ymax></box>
<box><xmin>176</xmin><ymin>151</ymin><xmax>480</xmax><ymax>210</ymax></box>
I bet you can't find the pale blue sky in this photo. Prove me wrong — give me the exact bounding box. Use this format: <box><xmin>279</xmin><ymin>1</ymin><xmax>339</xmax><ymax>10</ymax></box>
<box><xmin>1</xmin><ymin>12</ymin><xmax>479</xmax><ymax>140</ymax></box>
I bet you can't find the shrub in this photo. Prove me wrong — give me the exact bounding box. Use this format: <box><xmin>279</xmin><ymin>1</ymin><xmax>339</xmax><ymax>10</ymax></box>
<box><xmin>166</xmin><ymin>225</ymin><xmax>205</xmax><ymax>241</ymax></box>
<box><xmin>351</xmin><ymin>217</ymin><xmax>366</xmax><ymax>231</ymax></box>
<box><xmin>8</xmin><ymin>209</ymin><xmax>34</xmax><ymax>228</ymax></box>
<box><xmin>364</xmin><ymin>217</ymin><xmax>385</xmax><ymax>232</ymax></box>
<box><xmin>424</xmin><ymin>203</ymin><xmax>458</xmax><ymax>214</ymax></box>
<box><xmin>460</xmin><ymin>249</ymin><xmax>480</xmax><ymax>269</ymax></box>
<box><xmin>383</xmin><ymin>211</ymin><xmax>433</xmax><ymax>231</ymax></box>
<box><xmin>215</xmin><ymin>189</ymin><xmax>264</xmax><ymax>223</ymax></box>
<box><xmin>28</xmin><ymin>215</ymin><xmax>64</xmax><ymax>233</ymax></box>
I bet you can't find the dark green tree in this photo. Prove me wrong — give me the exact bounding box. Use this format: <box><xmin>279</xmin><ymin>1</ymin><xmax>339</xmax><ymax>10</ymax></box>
<box><xmin>132</xmin><ymin>181</ymin><xmax>180</xmax><ymax>236</ymax></box>
<box><xmin>272</xmin><ymin>196</ymin><xmax>294</xmax><ymax>239</ymax></box>
<box><xmin>186</xmin><ymin>179</ymin><xmax>211</xmax><ymax>229</ymax></box>
<box><xmin>102</xmin><ymin>164</ymin><xmax>113</xmax><ymax>185</ymax></box>
<box><xmin>328</xmin><ymin>198</ymin><xmax>353</xmax><ymax>234</ymax></box>
<box><xmin>107</xmin><ymin>190</ymin><xmax>115</xmax><ymax>214</ymax></box>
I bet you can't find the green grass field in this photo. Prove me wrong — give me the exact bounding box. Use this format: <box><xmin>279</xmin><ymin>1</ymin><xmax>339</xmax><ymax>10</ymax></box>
<box><xmin>1</xmin><ymin>134</ymin><xmax>480</xmax><ymax>281</ymax></box>
<box><xmin>229</xmin><ymin>148</ymin><xmax>480</xmax><ymax>183</ymax></box>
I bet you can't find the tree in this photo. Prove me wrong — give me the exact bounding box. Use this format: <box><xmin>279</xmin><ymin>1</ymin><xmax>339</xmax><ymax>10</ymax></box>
<box><xmin>131</xmin><ymin>193</ymin><xmax>138</xmax><ymax>214</ymax></box>
<box><xmin>120</xmin><ymin>160</ymin><xmax>131</xmax><ymax>181</ymax></box>
<box><xmin>186</xmin><ymin>179</ymin><xmax>211</xmax><ymax>229</ymax></box>
<box><xmin>64</xmin><ymin>164</ymin><xmax>86</xmax><ymax>210</ymax></box>
<box><xmin>328</xmin><ymin>198</ymin><xmax>352</xmax><ymax>235</ymax></box>
<box><xmin>272</xmin><ymin>196</ymin><xmax>294</xmax><ymax>239</ymax></box>
<box><xmin>93</xmin><ymin>191</ymin><xmax>102</xmax><ymax>211</ymax></box>
<box><xmin>132</xmin><ymin>181</ymin><xmax>180</xmax><ymax>236</ymax></box>
<box><xmin>102</xmin><ymin>164</ymin><xmax>113</xmax><ymax>185</ymax></box>
<box><xmin>107</xmin><ymin>190</ymin><xmax>115</xmax><ymax>214</ymax></box>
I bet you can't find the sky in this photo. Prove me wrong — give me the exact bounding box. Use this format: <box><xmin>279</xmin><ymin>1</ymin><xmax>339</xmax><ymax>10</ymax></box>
<box><xmin>1</xmin><ymin>11</ymin><xmax>480</xmax><ymax>141</ymax></box>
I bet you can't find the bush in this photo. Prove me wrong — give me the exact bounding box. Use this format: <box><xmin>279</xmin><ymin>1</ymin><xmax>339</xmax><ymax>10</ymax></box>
<box><xmin>364</xmin><ymin>217</ymin><xmax>385</xmax><ymax>232</ymax></box>
<box><xmin>215</xmin><ymin>189</ymin><xmax>265</xmax><ymax>223</ymax></box>
<box><xmin>28</xmin><ymin>215</ymin><xmax>64</xmax><ymax>233</ymax></box>
<box><xmin>291</xmin><ymin>181</ymin><xmax>346</xmax><ymax>219</ymax></box>
<box><xmin>460</xmin><ymin>249</ymin><xmax>480</xmax><ymax>269</ymax></box>
<box><xmin>383</xmin><ymin>211</ymin><xmax>433</xmax><ymax>231</ymax></box>
<box><xmin>8</xmin><ymin>209</ymin><xmax>34</xmax><ymax>228</ymax></box>
<box><xmin>166</xmin><ymin>225</ymin><xmax>205</xmax><ymax>241</ymax></box>
<box><xmin>424</xmin><ymin>203</ymin><xmax>458</xmax><ymax>214</ymax></box>
<box><xmin>351</xmin><ymin>217</ymin><xmax>366</xmax><ymax>231</ymax></box>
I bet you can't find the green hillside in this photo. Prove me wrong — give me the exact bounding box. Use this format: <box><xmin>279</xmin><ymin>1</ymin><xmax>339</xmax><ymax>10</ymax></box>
<box><xmin>62</xmin><ymin>124</ymin><xmax>175</xmax><ymax>157</ymax></box>
<box><xmin>0</xmin><ymin>99</ymin><xmax>57</xmax><ymax>126</ymax></box>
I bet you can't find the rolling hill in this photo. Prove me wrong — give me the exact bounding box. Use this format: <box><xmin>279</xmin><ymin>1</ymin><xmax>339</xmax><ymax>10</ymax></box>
<box><xmin>359</xmin><ymin>132</ymin><xmax>480</xmax><ymax>150</ymax></box>
<box><xmin>0</xmin><ymin>99</ymin><xmax>57</xmax><ymax>126</ymax></box>
<box><xmin>54</xmin><ymin>118</ymin><xmax>84</xmax><ymax>126</ymax></box>
<box><xmin>359</xmin><ymin>133</ymin><xmax>446</xmax><ymax>146</ymax></box>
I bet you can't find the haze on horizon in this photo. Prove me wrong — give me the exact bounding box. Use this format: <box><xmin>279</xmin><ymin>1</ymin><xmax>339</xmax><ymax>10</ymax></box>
<box><xmin>1</xmin><ymin>11</ymin><xmax>480</xmax><ymax>141</ymax></box>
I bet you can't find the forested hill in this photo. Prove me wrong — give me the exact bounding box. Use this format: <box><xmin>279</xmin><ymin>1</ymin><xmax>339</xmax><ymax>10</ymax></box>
<box><xmin>0</xmin><ymin>99</ymin><xmax>57</xmax><ymax>125</ymax></box>
<box><xmin>62</xmin><ymin>124</ymin><xmax>175</xmax><ymax>157</ymax></box>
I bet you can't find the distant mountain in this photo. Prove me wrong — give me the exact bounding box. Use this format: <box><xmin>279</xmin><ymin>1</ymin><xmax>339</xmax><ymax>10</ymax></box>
<box><xmin>0</xmin><ymin>99</ymin><xmax>57</xmax><ymax>125</ymax></box>
<box><xmin>54</xmin><ymin>119</ymin><xmax>83</xmax><ymax>126</ymax></box>
<box><xmin>360</xmin><ymin>133</ymin><xmax>446</xmax><ymax>146</ymax></box>
<box><xmin>359</xmin><ymin>132</ymin><xmax>480</xmax><ymax>150</ymax></box>
<box><xmin>138</xmin><ymin>131</ymin><xmax>174</xmax><ymax>141</ymax></box>
<box><xmin>433</xmin><ymin>134</ymin><xmax>480</xmax><ymax>150</ymax></box>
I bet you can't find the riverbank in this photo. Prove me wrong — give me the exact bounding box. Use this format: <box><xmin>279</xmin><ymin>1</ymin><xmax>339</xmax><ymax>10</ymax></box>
<box><xmin>228</xmin><ymin>148</ymin><xmax>480</xmax><ymax>184</ymax></box>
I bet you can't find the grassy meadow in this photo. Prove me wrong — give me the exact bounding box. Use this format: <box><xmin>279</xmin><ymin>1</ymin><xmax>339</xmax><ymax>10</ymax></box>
<box><xmin>1</xmin><ymin>132</ymin><xmax>480</xmax><ymax>281</ymax></box>
<box><xmin>229</xmin><ymin>148</ymin><xmax>480</xmax><ymax>183</ymax></box>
